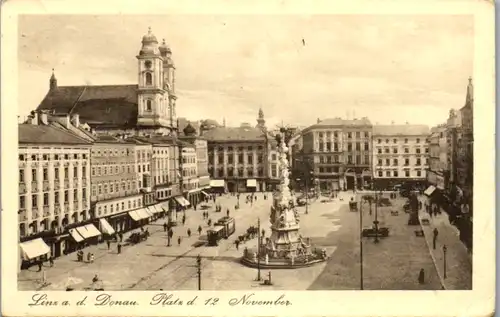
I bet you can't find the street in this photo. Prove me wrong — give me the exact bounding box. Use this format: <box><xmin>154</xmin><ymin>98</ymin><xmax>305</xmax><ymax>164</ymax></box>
<box><xmin>18</xmin><ymin>192</ymin><xmax>467</xmax><ymax>291</ymax></box>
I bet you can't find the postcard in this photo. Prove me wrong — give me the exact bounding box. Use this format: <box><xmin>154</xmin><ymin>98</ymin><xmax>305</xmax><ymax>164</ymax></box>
<box><xmin>1</xmin><ymin>0</ymin><xmax>495</xmax><ymax>316</ymax></box>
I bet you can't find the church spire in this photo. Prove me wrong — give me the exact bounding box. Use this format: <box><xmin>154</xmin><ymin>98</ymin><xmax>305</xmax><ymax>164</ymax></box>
<box><xmin>256</xmin><ymin>107</ymin><xmax>266</xmax><ymax>129</ymax></box>
<box><xmin>465</xmin><ymin>76</ymin><xmax>473</xmax><ymax>106</ymax></box>
<box><xmin>49</xmin><ymin>68</ymin><xmax>57</xmax><ymax>90</ymax></box>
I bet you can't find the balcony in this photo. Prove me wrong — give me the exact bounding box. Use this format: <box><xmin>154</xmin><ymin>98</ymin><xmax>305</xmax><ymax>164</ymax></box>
<box><xmin>31</xmin><ymin>208</ymin><xmax>40</xmax><ymax>220</ymax></box>
<box><xmin>63</xmin><ymin>203</ymin><xmax>70</xmax><ymax>214</ymax></box>
<box><xmin>19</xmin><ymin>183</ymin><xmax>27</xmax><ymax>194</ymax></box>
<box><xmin>31</xmin><ymin>181</ymin><xmax>39</xmax><ymax>192</ymax></box>
<box><xmin>54</xmin><ymin>205</ymin><xmax>61</xmax><ymax>215</ymax></box>
<box><xmin>64</xmin><ymin>179</ymin><xmax>70</xmax><ymax>188</ymax></box>
<box><xmin>73</xmin><ymin>178</ymin><xmax>79</xmax><ymax>186</ymax></box>
<box><xmin>43</xmin><ymin>206</ymin><xmax>51</xmax><ymax>217</ymax></box>
<box><xmin>42</xmin><ymin>180</ymin><xmax>50</xmax><ymax>191</ymax></box>
<box><xmin>54</xmin><ymin>180</ymin><xmax>60</xmax><ymax>187</ymax></box>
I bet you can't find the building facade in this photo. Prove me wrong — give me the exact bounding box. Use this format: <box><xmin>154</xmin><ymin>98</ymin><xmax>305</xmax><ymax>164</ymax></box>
<box><xmin>19</xmin><ymin>113</ymin><xmax>92</xmax><ymax>261</ymax></box>
<box><xmin>300</xmin><ymin>117</ymin><xmax>372</xmax><ymax>191</ymax></box>
<box><xmin>426</xmin><ymin>125</ymin><xmax>448</xmax><ymax>191</ymax></box>
<box><xmin>372</xmin><ymin>124</ymin><xmax>430</xmax><ymax>189</ymax></box>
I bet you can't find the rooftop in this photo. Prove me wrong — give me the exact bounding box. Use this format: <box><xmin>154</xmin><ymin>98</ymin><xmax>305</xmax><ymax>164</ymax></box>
<box><xmin>203</xmin><ymin>126</ymin><xmax>267</xmax><ymax>142</ymax></box>
<box><xmin>19</xmin><ymin>124</ymin><xmax>92</xmax><ymax>145</ymax></box>
<box><xmin>302</xmin><ymin>117</ymin><xmax>372</xmax><ymax>133</ymax></box>
<box><xmin>373</xmin><ymin>124</ymin><xmax>430</xmax><ymax>136</ymax></box>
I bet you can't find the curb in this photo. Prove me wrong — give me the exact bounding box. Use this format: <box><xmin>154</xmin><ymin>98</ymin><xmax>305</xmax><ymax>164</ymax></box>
<box><xmin>417</xmin><ymin>212</ymin><xmax>447</xmax><ymax>290</ymax></box>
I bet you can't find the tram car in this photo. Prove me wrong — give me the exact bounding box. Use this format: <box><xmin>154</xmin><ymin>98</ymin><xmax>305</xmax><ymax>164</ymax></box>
<box><xmin>207</xmin><ymin>217</ymin><xmax>236</xmax><ymax>246</ymax></box>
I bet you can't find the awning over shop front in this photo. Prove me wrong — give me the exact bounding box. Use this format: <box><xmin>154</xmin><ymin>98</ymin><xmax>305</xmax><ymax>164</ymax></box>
<box><xmin>174</xmin><ymin>196</ymin><xmax>190</xmax><ymax>207</ymax></box>
<box><xmin>210</xmin><ymin>179</ymin><xmax>225</xmax><ymax>187</ymax></box>
<box><xmin>144</xmin><ymin>208</ymin><xmax>154</xmax><ymax>217</ymax></box>
<box><xmin>76</xmin><ymin>224</ymin><xmax>101</xmax><ymax>239</ymax></box>
<box><xmin>69</xmin><ymin>228</ymin><xmax>85</xmax><ymax>243</ymax></box>
<box><xmin>201</xmin><ymin>191</ymin><xmax>210</xmax><ymax>198</ymax></box>
<box><xmin>161</xmin><ymin>202</ymin><xmax>170</xmax><ymax>212</ymax></box>
<box><xmin>135</xmin><ymin>208</ymin><xmax>151</xmax><ymax>219</ymax></box>
<box><xmin>424</xmin><ymin>185</ymin><xmax>436</xmax><ymax>197</ymax></box>
<box><xmin>20</xmin><ymin>238</ymin><xmax>51</xmax><ymax>260</ymax></box>
<box><xmin>128</xmin><ymin>210</ymin><xmax>142</xmax><ymax>221</ymax></box>
<box><xmin>99</xmin><ymin>218</ymin><xmax>115</xmax><ymax>235</ymax></box>
<box><xmin>246</xmin><ymin>179</ymin><xmax>257</xmax><ymax>187</ymax></box>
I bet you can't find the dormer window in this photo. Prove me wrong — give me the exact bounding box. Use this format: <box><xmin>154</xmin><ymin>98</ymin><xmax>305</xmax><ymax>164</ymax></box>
<box><xmin>146</xmin><ymin>100</ymin><xmax>152</xmax><ymax>111</ymax></box>
<box><xmin>145</xmin><ymin>72</ymin><xmax>152</xmax><ymax>85</ymax></box>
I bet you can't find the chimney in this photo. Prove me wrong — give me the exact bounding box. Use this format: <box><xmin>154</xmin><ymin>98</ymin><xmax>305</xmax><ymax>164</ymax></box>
<box><xmin>38</xmin><ymin>110</ymin><xmax>48</xmax><ymax>125</ymax></box>
<box><xmin>65</xmin><ymin>114</ymin><xmax>71</xmax><ymax>129</ymax></box>
<box><xmin>71</xmin><ymin>114</ymin><xmax>80</xmax><ymax>128</ymax></box>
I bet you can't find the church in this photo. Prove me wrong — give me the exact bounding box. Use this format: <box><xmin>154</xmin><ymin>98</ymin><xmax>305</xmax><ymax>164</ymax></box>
<box><xmin>37</xmin><ymin>28</ymin><xmax>178</xmax><ymax>136</ymax></box>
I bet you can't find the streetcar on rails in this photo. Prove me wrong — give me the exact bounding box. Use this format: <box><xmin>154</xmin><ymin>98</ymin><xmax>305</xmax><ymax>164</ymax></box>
<box><xmin>207</xmin><ymin>216</ymin><xmax>236</xmax><ymax>246</ymax></box>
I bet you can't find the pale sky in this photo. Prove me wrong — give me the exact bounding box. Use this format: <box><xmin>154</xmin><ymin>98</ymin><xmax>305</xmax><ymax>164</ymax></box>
<box><xmin>18</xmin><ymin>14</ymin><xmax>473</xmax><ymax>128</ymax></box>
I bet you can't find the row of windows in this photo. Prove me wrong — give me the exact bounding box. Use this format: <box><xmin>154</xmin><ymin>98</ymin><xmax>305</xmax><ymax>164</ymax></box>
<box><xmin>210</xmin><ymin>154</ymin><xmax>264</xmax><ymax>165</ymax></box>
<box><xmin>209</xmin><ymin>145</ymin><xmax>264</xmax><ymax>152</ymax></box>
<box><xmin>91</xmin><ymin>148</ymin><xmax>132</xmax><ymax>157</ymax></box>
<box><xmin>182</xmin><ymin>168</ymin><xmax>197</xmax><ymax>177</ymax></box>
<box><xmin>318</xmin><ymin>131</ymin><xmax>370</xmax><ymax>139</ymax></box>
<box><xmin>377</xmin><ymin>170</ymin><xmax>423</xmax><ymax>177</ymax></box>
<box><xmin>19</xmin><ymin>189</ymin><xmax>87</xmax><ymax>209</ymax></box>
<box><xmin>376</xmin><ymin>147</ymin><xmax>429</xmax><ymax>154</ymax></box>
<box><xmin>318</xmin><ymin>167</ymin><xmax>340</xmax><ymax>173</ymax></box>
<box><xmin>209</xmin><ymin>167</ymin><xmax>265</xmax><ymax>178</ymax></box>
<box><xmin>318</xmin><ymin>155</ymin><xmax>342</xmax><ymax>164</ymax></box>
<box><xmin>376</xmin><ymin>138</ymin><xmax>426</xmax><ymax>144</ymax></box>
<box><xmin>155</xmin><ymin>175</ymin><xmax>170</xmax><ymax>185</ymax></box>
<box><xmin>346</xmin><ymin>155</ymin><xmax>370</xmax><ymax>165</ymax></box>
<box><xmin>318</xmin><ymin>142</ymin><xmax>370</xmax><ymax>152</ymax></box>
<box><xmin>92</xmin><ymin>164</ymin><xmax>135</xmax><ymax>176</ymax></box>
<box><xmin>97</xmin><ymin>198</ymin><xmax>142</xmax><ymax>217</ymax></box>
<box><xmin>183</xmin><ymin>182</ymin><xmax>198</xmax><ymax>191</ymax></box>
<box><xmin>92</xmin><ymin>181</ymin><xmax>137</xmax><ymax>196</ymax></box>
<box><xmin>377</xmin><ymin>158</ymin><xmax>428</xmax><ymax>166</ymax></box>
<box><xmin>156</xmin><ymin>189</ymin><xmax>172</xmax><ymax>199</ymax></box>
<box><xmin>153</xmin><ymin>149</ymin><xmax>169</xmax><ymax>155</ymax></box>
<box><xmin>20</xmin><ymin>166</ymin><xmax>87</xmax><ymax>183</ymax></box>
<box><xmin>138</xmin><ymin>164</ymin><xmax>151</xmax><ymax>173</ymax></box>
<box><xmin>182</xmin><ymin>156</ymin><xmax>196</xmax><ymax>164</ymax></box>
<box><xmin>19</xmin><ymin>153</ymin><xmax>88</xmax><ymax>161</ymax></box>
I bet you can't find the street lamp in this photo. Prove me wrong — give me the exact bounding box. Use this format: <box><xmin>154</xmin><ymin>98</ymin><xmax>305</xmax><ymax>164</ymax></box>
<box><xmin>373</xmin><ymin>189</ymin><xmax>380</xmax><ymax>244</ymax></box>
<box><xmin>443</xmin><ymin>245</ymin><xmax>447</xmax><ymax>279</ymax></box>
<box><xmin>359</xmin><ymin>199</ymin><xmax>364</xmax><ymax>290</ymax></box>
<box><xmin>256</xmin><ymin>218</ymin><xmax>262</xmax><ymax>281</ymax></box>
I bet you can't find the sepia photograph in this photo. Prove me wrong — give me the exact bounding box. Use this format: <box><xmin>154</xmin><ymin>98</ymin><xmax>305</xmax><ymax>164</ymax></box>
<box><xmin>1</xmin><ymin>1</ymin><xmax>495</xmax><ymax>316</ymax></box>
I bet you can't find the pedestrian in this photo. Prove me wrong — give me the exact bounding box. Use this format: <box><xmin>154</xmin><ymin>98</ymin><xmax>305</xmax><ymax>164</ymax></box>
<box><xmin>37</xmin><ymin>261</ymin><xmax>43</xmax><ymax>272</ymax></box>
<box><xmin>418</xmin><ymin>268</ymin><xmax>425</xmax><ymax>284</ymax></box>
<box><xmin>235</xmin><ymin>239</ymin><xmax>240</xmax><ymax>250</ymax></box>
<box><xmin>198</xmin><ymin>225</ymin><xmax>202</xmax><ymax>235</ymax></box>
<box><xmin>87</xmin><ymin>252</ymin><xmax>91</xmax><ymax>263</ymax></box>
<box><xmin>182</xmin><ymin>215</ymin><xmax>186</xmax><ymax>225</ymax></box>
<box><xmin>227</xmin><ymin>209</ymin><xmax>230</xmax><ymax>217</ymax></box>
<box><xmin>187</xmin><ymin>228</ymin><xmax>192</xmax><ymax>237</ymax></box>
<box><xmin>49</xmin><ymin>257</ymin><xmax>54</xmax><ymax>267</ymax></box>
<box><xmin>163</xmin><ymin>222</ymin><xmax>167</xmax><ymax>232</ymax></box>
<box><xmin>177</xmin><ymin>236</ymin><xmax>181</xmax><ymax>246</ymax></box>
<box><xmin>107</xmin><ymin>240</ymin><xmax>111</xmax><ymax>250</ymax></box>
<box><xmin>119</xmin><ymin>233</ymin><xmax>123</xmax><ymax>242</ymax></box>
<box><xmin>433</xmin><ymin>228</ymin><xmax>439</xmax><ymax>249</ymax></box>
<box><xmin>90</xmin><ymin>253</ymin><xmax>95</xmax><ymax>263</ymax></box>
<box><xmin>208</xmin><ymin>219</ymin><xmax>212</xmax><ymax>226</ymax></box>
<box><xmin>117</xmin><ymin>243</ymin><xmax>122</xmax><ymax>254</ymax></box>
<box><xmin>92</xmin><ymin>274</ymin><xmax>99</xmax><ymax>283</ymax></box>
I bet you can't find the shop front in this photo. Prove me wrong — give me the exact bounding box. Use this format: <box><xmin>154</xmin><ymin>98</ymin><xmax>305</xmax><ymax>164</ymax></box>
<box><xmin>246</xmin><ymin>179</ymin><xmax>257</xmax><ymax>192</ymax></box>
<box><xmin>98</xmin><ymin>218</ymin><xmax>116</xmax><ymax>239</ymax></box>
<box><xmin>128</xmin><ymin>208</ymin><xmax>152</xmax><ymax>228</ymax></box>
<box><xmin>19</xmin><ymin>238</ymin><xmax>51</xmax><ymax>269</ymax></box>
<box><xmin>174</xmin><ymin>195</ymin><xmax>190</xmax><ymax>211</ymax></box>
<box><xmin>210</xmin><ymin>179</ymin><xmax>226</xmax><ymax>193</ymax></box>
<box><xmin>107</xmin><ymin>211</ymin><xmax>133</xmax><ymax>234</ymax></box>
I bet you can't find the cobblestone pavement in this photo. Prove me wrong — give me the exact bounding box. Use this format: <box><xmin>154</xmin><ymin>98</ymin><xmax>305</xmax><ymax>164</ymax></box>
<box><xmin>308</xmin><ymin>193</ymin><xmax>443</xmax><ymax>290</ymax></box>
<box><xmin>417</xmin><ymin>200</ymin><xmax>472</xmax><ymax>290</ymax></box>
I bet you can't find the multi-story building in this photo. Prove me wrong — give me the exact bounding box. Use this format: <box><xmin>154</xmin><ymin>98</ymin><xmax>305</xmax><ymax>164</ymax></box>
<box><xmin>36</xmin><ymin>28</ymin><xmax>178</xmax><ymax>136</ymax></box>
<box><xmin>179</xmin><ymin>141</ymin><xmax>199</xmax><ymax>206</ymax></box>
<box><xmin>180</xmin><ymin>124</ymin><xmax>211</xmax><ymax>205</ymax></box>
<box><xmin>18</xmin><ymin>111</ymin><xmax>92</xmax><ymax>262</ymax></box>
<box><xmin>205</xmin><ymin>123</ymin><xmax>269</xmax><ymax>192</ymax></box>
<box><xmin>445</xmin><ymin>108</ymin><xmax>462</xmax><ymax>188</ymax></box>
<box><xmin>300</xmin><ymin>117</ymin><xmax>372</xmax><ymax>191</ymax></box>
<box><xmin>372</xmin><ymin>124</ymin><xmax>429</xmax><ymax>189</ymax></box>
<box><xmin>90</xmin><ymin>136</ymin><xmax>149</xmax><ymax>234</ymax></box>
<box><xmin>427</xmin><ymin>125</ymin><xmax>448</xmax><ymax>191</ymax></box>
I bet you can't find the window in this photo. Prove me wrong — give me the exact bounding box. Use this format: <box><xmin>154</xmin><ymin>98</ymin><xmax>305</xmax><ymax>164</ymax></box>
<box><xmin>394</xmin><ymin>170</ymin><xmax>399</xmax><ymax>177</ymax></box>
<box><xmin>228</xmin><ymin>156</ymin><xmax>233</xmax><ymax>164</ymax></box>
<box><xmin>319</xmin><ymin>167</ymin><xmax>324</xmax><ymax>173</ymax></box>
<box><xmin>364</xmin><ymin>142</ymin><xmax>369</xmax><ymax>150</ymax></box>
<box><xmin>416</xmin><ymin>158</ymin><xmax>421</xmax><ymax>165</ymax></box>
<box><xmin>55</xmin><ymin>192</ymin><xmax>59</xmax><ymax>204</ymax></box>
<box><xmin>404</xmin><ymin>148</ymin><xmax>409</xmax><ymax>154</ymax></box>
<box><xmin>326</xmin><ymin>142</ymin><xmax>331</xmax><ymax>152</ymax></box>
<box><xmin>365</xmin><ymin>132</ymin><xmax>369</xmax><ymax>138</ymax></box>
<box><xmin>347</xmin><ymin>155</ymin><xmax>352</xmax><ymax>164</ymax></box>
<box><xmin>20</xmin><ymin>196</ymin><xmax>25</xmax><ymax>209</ymax></box>
<box><xmin>238</xmin><ymin>154</ymin><xmax>243</xmax><ymax>164</ymax></box>
<box><xmin>378</xmin><ymin>159</ymin><xmax>382</xmax><ymax>166</ymax></box>
<box><xmin>258</xmin><ymin>155</ymin><xmax>263</xmax><ymax>164</ymax></box>
<box><xmin>247</xmin><ymin>146</ymin><xmax>253</xmax><ymax>151</ymax></box>
<box><xmin>378</xmin><ymin>171</ymin><xmax>383</xmax><ymax>177</ymax></box>
<box><xmin>425</xmin><ymin>147</ymin><xmax>429</xmax><ymax>153</ymax></box>
<box><xmin>347</xmin><ymin>143</ymin><xmax>352</xmax><ymax>151</ymax></box>
<box><xmin>355</xmin><ymin>143</ymin><xmax>360</xmax><ymax>151</ymax></box>
<box><xmin>146</xmin><ymin>100</ymin><xmax>152</xmax><ymax>111</ymax></box>
<box><xmin>318</xmin><ymin>142</ymin><xmax>324</xmax><ymax>152</ymax></box>
<box><xmin>32</xmin><ymin>194</ymin><xmax>38</xmax><ymax>207</ymax></box>
<box><xmin>247</xmin><ymin>154</ymin><xmax>253</xmax><ymax>164</ymax></box>
<box><xmin>405</xmin><ymin>170</ymin><xmax>410</xmax><ymax>177</ymax></box>
<box><xmin>405</xmin><ymin>158</ymin><xmax>410</xmax><ymax>166</ymax></box>
<box><xmin>393</xmin><ymin>159</ymin><xmax>398</xmax><ymax>166</ymax></box>
<box><xmin>364</xmin><ymin>155</ymin><xmax>369</xmax><ymax>164</ymax></box>
<box><xmin>386</xmin><ymin>171</ymin><xmax>391</xmax><ymax>177</ymax></box>
<box><xmin>334</xmin><ymin>131</ymin><xmax>338</xmax><ymax>138</ymax></box>
<box><xmin>393</xmin><ymin>148</ymin><xmax>398</xmax><ymax>154</ymax></box>
<box><xmin>64</xmin><ymin>154</ymin><xmax>69</xmax><ymax>160</ymax></box>
<box><xmin>416</xmin><ymin>138</ymin><xmax>420</xmax><ymax>143</ymax></box>
<box><xmin>416</xmin><ymin>148</ymin><xmax>421</xmax><ymax>154</ymax></box>
<box><xmin>326</xmin><ymin>156</ymin><xmax>332</xmax><ymax>164</ymax></box>
<box><xmin>145</xmin><ymin>72</ymin><xmax>153</xmax><ymax>85</ymax></box>
<box><xmin>404</xmin><ymin>138</ymin><xmax>408</xmax><ymax>143</ymax></box>
<box><xmin>334</xmin><ymin>143</ymin><xmax>339</xmax><ymax>152</ymax></box>
<box><xmin>416</xmin><ymin>170</ymin><xmax>422</xmax><ymax>177</ymax></box>
<box><xmin>73</xmin><ymin>166</ymin><xmax>78</xmax><ymax>178</ymax></box>
<box><xmin>319</xmin><ymin>156</ymin><xmax>324</xmax><ymax>164</ymax></box>
<box><xmin>43</xmin><ymin>193</ymin><xmax>49</xmax><ymax>206</ymax></box>
<box><xmin>385</xmin><ymin>139</ymin><xmax>389</xmax><ymax>143</ymax></box>
<box><xmin>356</xmin><ymin>132</ymin><xmax>360</xmax><ymax>138</ymax></box>
<box><xmin>385</xmin><ymin>159</ymin><xmax>390</xmax><ymax>166</ymax></box>
<box><xmin>19</xmin><ymin>170</ymin><xmax>24</xmax><ymax>183</ymax></box>
<box><xmin>348</xmin><ymin>132</ymin><xmax>352</xmax><ymax>138</ymax></box>
<box><xmin>64</xmin><ymin>190</ymin><xmax>69</xmax><ymax>202</ymax></box>
<box><xmin>377</xmin><ymin>148</ymin><xmax>382</xmax><ymax>154</ymax></box>
<box><xmin>73</xmin><ymin>189</ymin><xmax>78</xmax><ymax>201</ymax></box>
<box><xmin>377</xmin><ymin>139</ymin><xmax>382</xmax><ymax>144</ymax></box>
<box><xmin>385</xmin><ymin>148</ymin><xmax>390</xmax><ymax>153</ymax></box>
<box><xmin>31</xmin><ymin>169</ymin><xmax>37</xmax><ymax>182</ymax></box>
<box><xmin>64</xmin><ymin>167</ymin><xmax>69</xmax><ymax>179</ymax></box>
<box><xmin>393</xmin><ymin>139</ymin><xmax>397</xmax><ymax>143</ymax></box>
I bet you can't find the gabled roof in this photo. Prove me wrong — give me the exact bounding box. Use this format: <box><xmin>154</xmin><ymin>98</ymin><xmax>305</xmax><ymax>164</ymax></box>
<box><xmin>203</xmin><ymin>126</ymin><xmax>267</xmax><ymax>142</ymax></box>
<box><xmin>19</xmin><ymin>124</ymin><xmax>92</xmax><ymax>145</ymax></box>
<box><xmin>373</xmin><ymin>124</ymin><xmax>430</xmax><ymax>136</ymax></box>
<box><xmin>37</xmin><ymin>85</ymin><xmax>138</xmax><ymax>128</ymax></box>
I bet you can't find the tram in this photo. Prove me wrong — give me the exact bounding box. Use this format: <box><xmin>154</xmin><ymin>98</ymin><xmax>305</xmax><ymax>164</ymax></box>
<box><xmin>207</xmin><ymin>216</ymin><xmax>236</xmax><ymax>246</ymax></box>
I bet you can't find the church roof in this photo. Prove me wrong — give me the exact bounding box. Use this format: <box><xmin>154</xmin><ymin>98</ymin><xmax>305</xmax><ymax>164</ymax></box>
<box><xmin>203</xmin><ymin>126</ymin><xmax>267</xmax><ymax>142</ymax></box>
<box><xmin>37</xmin><ymin>85</ymin><xmax>139</xmax><ymax>128</ymax></box>
<box><xmin>19</xmin><ymin>124</ymin><xmax>92</xmax><ymax>145</ymax></box>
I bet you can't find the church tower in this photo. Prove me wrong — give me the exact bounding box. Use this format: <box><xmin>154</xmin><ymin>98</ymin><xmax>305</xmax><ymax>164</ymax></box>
<box><xmin>256</xmin><ymin>107</ymin><xmax>266</xmax><ymax>129</ymax></box>
<box><xmin>136</xmin><ymin>27</ymin><xmax>169</xmax><ymax>129</ymax></box>
<box><xmin>49</xmin><ymin>69</ymin><xmax>57</xmax><ymax>90</ymax></box>
<box><xmin>159</xmin><ymin>38</ymin><xmax>177</xmax><ymax>132</ymax></box>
